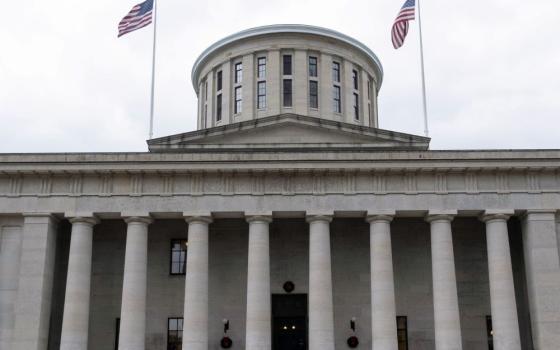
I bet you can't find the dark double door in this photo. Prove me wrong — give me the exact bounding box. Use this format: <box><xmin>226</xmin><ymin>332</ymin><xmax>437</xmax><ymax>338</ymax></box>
<box><xmin>272</xmin><ymin>294</ymin><xmax>307</xmax><ymax>350</ymax></box>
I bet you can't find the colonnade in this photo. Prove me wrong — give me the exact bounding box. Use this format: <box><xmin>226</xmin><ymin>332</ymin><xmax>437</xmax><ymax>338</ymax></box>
<box><xmin>4</xmin><ymin>210</ymin><xmax>557</xmax><ymax>349</ymax></box>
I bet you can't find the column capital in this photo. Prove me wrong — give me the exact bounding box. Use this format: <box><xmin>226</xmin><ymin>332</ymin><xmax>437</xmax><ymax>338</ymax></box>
<box><xmin>425</xmin><ymin>210</ymin><xmax>457</xmax><ymax>223</ymax></box>
<box><xmin>479</xmin><ymin>210</ymin><xmax>514</xmax><ymax>223</ymax></box>
<box><xmin>306</xmin><ymin>212</ymin><xmax>333</xmax><ymax>223</ymax></box>
<box><xmin>246</xmin><ymin>212</ymin><xmax>273</xmax><ymax>223</ymax></box>
<box><xmin>67</xmin><ymin>215</ymin><xmax>100</xmax><ymax>226</ymax></box>
<box><xmin>123</xmin><ymin>216</ymin><xmax>153</xmax><ymax>225</ymax></box>
<box><xmin>521</xmin><ymin>209</ymin><xmax>557</xmax><ymax>221</ymax></box>
<box><xmin>184</xmin><ymin>212</ymin><xmax>213</xmax><ymax>224</ymax></box>
<box><xmin>366</xmin><ymin>210</ymin><xmax>395</xmax><ymax>223</ymax></box>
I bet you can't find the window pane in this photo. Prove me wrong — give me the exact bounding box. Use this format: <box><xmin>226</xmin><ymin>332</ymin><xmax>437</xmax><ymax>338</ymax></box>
<box><xmin>332</xmin><ymin>62</ymin><xmax>340</xmax><ymax>82</ymax></box>
<box><xmin>168</xmin><ymin>318</ymin><xmax>184</xmax><ymax>350</ymax></box>
<box><xmin>235</xmin><ymin>63</ymin><xmax>242</xmax><ymax>84</ymax></box>
<box><xmin>257</xmin><ymin>81</ymin><xmax>266</xmax><ymax>109</ymax></box>
<box><xmin>216</xmin><ymin>94</ymin><xmax>222</xmax><ymax>121</ymax></box>
<box><xmin>353</xmin><ymin>69</ymin><xmax>359</xmax><ymax>90</ymax></box>
<box><xmin>170</xmin><ymin>240</ymin><xmax>187</xmax><ymax>275</ymax></box>
<box><xmin>309</xmin><ymin>57</ymin><xmax>317</xmax><ymax>77</ymax></box>
<box><xmin>234</xmin><ymin>87</ymin><xmax>242</xmax><ymax>114</ymax></box>
<box><xmin>258</xmin><ymin>81</ymin><xmax>266</xmax><ymax>95</ymax></box>
<box><xmin>309</xmin><ymin>81</ymin><xmax>318</xmax><ymax>109</ymax></box>
<box><xmin>257</xmin><ymin>57</ymin><xmax>266</xmax><ymax>79</ymax></box>
<box><xmin>283</xmin><ymin>79</ymin><xmax>292</xmax><ymax>107</ymax></box>
<box><xmin>396</xmin><ymin>316</ymin><xmax>408</xmax><ymax>350</ymax></box>
<box><xmin>283</xmin><ymin>55</ymin><xmax>292</xmax><ymax>75</ymax></box>
<box><xmin>333</xmin><ymin>86</ymin><xmax>341</xmax><ymax>113</ymax></box>
<box><xmin>353</xmin><ymin>93</ymin><xmax>359</xmax><ymax>119</ymax></box>
<box><xmin>217</xmin><ymin>71</ymin><xmax>222</xmax><ymax>91</ymax></box>
<box><xmin>169</xmin><ymin>318</ymin><xmax>178</xmax><ymax>331</ymax></box>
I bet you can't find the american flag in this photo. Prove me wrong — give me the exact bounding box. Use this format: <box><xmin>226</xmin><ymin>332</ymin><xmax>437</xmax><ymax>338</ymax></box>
<box><xmin>391</xmin><ymin>0</ymin><xmax>416</xmax><ymax>49</ymax></box>
<box><xmin>118</xmin><ymin>0</ymin><xmax>154</xmax><ymax>38</ymax></box>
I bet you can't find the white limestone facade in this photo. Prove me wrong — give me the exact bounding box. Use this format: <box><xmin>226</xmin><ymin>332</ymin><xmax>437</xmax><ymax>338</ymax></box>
<box><xmin>1</xmin><ymin>25</ymin><xmax>560</xmax><ymax>350</ymax></box>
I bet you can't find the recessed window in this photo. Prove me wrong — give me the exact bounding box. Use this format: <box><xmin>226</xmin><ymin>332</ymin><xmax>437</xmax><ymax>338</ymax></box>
<box><xmin>283</xmin><ymin>79</ymin><xmax>292</xmax><ymax>107</ymax></box>
<box><xmin>332</xmin><ymin>62</ymin><xmax>340</xmax><ymax>82</ymax></box>
<box><xmin>486</xmin><ymin>315</ymin><xmax>493</xmax><ymax>350</ymax></box>
<box><xmin>234</xmin><ymin>86</ymin><xmax>242</xmax><ymax>114</ymax></box>
<box><xmin>204</xmin><ymin>81</ymin><xmax>208</xmax><ymax>101</ymax></box>
<box><xmin>170</xmin><ymin>239</ymin><xmax>187</xmax><ymax>275</ymax></box>
<box><xmin>114</xmin><ymin>318</ymin><xmax>120</xmax><ymax>350</ymax></box>
<box><xmin>283</xmin><ymin>55</ymin><xmax>292</xmax><ymax>75</ymax></box>
<box><xmin>257</xmin><ymin>81</ymin><xmax>266</xmax><ymax>109</ymax></box>
<box><xmin>216</xmin><ymin>94</ymin><xmax>222</xmax><ymax>122</ymax></box>
<box><xmin>204</xmin><ymin>105</ymin><xmax>208</xmax><ymax>128</ymax></box>
<box><xmin>353</xmin><ymin>93</ymin><xmax>359</xmax><ymax>120</ymax></box>
<box><xmin>333</xmin><ymin>86</ymin><xmax>341</xmax><ymax>113</ymax></box>
<box><xmin>309</xmin><ymin>56</ymin><xmax>318</xmax><ymax>77</ymax></box>
<box><xmin>309</xmin><ymin>81</ymin><xmax>318</xmax><ymax>109</ymax></box>
<box><xmin>352</xmin><ymin>69</ymin><xmax>359</xmax><ymax>90</ymax></box>
<box><xmin>217</xmin><ymin>71</ymin><xmax>223</xmax><ymax>91</ymax></box>
<box><xmin>397</xmin><ymin>316</ymin><xmax>408</xmax><ymax>350</ymax></box>
<box><xmin>168</xmin><ymin>318</ymin><xmax>183</xmax><ymax>350</ymax></box>
<box><xmin>234</xmin><ymin>62</ymin><xmax>243</xmax><ymax>84</ymax></box>
<box><xmin>257</xmin><ymin>57</ymin><xmax>266</xmax><ymax>79</ymax></box>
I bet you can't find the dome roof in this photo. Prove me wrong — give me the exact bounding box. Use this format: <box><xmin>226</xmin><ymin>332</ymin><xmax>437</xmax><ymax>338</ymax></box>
<box><xmin>191</xmin><ymin>24</ymin><xmax>384</xmax><ymax>91</ymax></box>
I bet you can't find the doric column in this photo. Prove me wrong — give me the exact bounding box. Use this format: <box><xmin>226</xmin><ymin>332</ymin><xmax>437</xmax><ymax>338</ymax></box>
<box><xmin>11</xmin><ymin>214</ymin><xmax>58</xmax><ymax>350</ymax></box>
<box><xmin>182</xmin><ymin>214</ymin><xmax>212</xmax><ymax>350</ymax></box>
<box><xmin>521</xmin><ymin>210</ymin><xmax>560</xmax><ymax>348</ymax></box>
<box><xmin>118</xmin><ymin>216</ymin><xmax>153</xmax><ymax>350</ymax></box>
<box><xmin>60</xmin><ymin>216</ymin><xmax>99</xmax><ymax>350</ymax></box>
<box><xmin>307</xmin><ymin>213</ymin><xmax>335</xmax><ymax>350</ymax></box>
<box><xmin>0</xmin><ymin>225</ymin><xmax>23</xmax><ymax>350</ymax></box>
<box><xmin>480</xmin><ymin>211</ymin><xmax>521</xmax><ymax>350</ymax></box>
<box><xmin>366</xmin><ymin>211</ymin><xmax>398</xmax><ymax>350</ymax></box>
<box><xmin>425</xmin><ymin>211</ymin><xmax>463</xmax><ymax>350</ymax></box>
<box><xmin>245</xmin><ymin>214</ymin><xmax>273</xmax><ymax>350</ymax></box>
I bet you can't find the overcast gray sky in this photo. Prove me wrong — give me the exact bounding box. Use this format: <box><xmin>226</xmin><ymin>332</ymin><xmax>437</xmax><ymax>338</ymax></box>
<box><xmin>1</xmin><ymin>0</ymin><xmax>558</xmax><ymax>152</ymax></box>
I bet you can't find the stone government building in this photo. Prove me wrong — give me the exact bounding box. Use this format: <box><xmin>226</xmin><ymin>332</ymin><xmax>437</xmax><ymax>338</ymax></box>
<box><xmin>0</xmin><ymin>24</ymin><xmax>559</xmax><ymax>350</ymax></box>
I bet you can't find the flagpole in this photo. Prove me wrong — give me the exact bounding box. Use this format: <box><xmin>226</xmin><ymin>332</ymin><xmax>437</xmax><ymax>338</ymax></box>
<box><xmin>148</xmin><ymin>0</ymin><xmax>157</xmax><ymax>140</ymax></box>
<box><xmin>417</xmin><ymin>0</ymin><xmax>429</xmax><ymax>137</ymax></box>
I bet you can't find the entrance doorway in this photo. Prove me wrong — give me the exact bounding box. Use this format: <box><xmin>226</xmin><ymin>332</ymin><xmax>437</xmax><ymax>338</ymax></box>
<box><xmin>272</xmin><ymin>294</ymin><xmax>307</xmax><ymax>350</ymax></box>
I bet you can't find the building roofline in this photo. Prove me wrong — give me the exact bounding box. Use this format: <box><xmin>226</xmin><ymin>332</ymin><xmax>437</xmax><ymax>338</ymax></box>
<box><xmin>191</xmin><ymin>24</ymin><xmax>384</xmax><ymax>92</ymax></box>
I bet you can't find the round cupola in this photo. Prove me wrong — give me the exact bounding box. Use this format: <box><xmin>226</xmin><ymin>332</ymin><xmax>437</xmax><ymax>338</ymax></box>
<box><xmin>191</xmin><ymin>24</ymin><xmax>383</xmax><ymax>130</ymax></box>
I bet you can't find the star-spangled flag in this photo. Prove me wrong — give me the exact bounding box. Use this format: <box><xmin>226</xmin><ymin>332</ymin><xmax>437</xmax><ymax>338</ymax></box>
<box><xmin>391</xmin><ymin>0</ymin><xmax>416</xmax><ymax>49</ymax></box>
<box><xmin>118</xmin><ymin>0</ymin><xmax>154</xmax><ymax>38</ymax></box>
